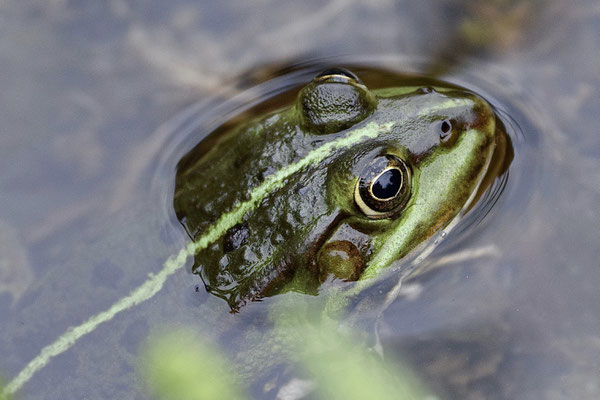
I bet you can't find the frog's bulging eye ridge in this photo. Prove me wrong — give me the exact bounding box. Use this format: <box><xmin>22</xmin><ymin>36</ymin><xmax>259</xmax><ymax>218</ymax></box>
<box><xmin>315</xmin><ymin>68</ymin><xmax>362</xmax><ymax>85</ymax></box>
<box><xmin>354</xmin><ymin>155</ymin><xmax>412</xmax><ymax>219</ymax></box>
<box><xmin>297</xmin><ymin>68</ymin><xmax>376</xmax><ymax>135</ymax></box>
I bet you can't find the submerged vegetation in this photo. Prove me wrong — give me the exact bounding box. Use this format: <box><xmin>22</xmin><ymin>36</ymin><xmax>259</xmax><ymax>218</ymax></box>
<box><xmin>0</xmin><ymin>380</ymin><xmax>10</xmax><ymax>400</ymax></box>
<box><xmin>141</xmin><ymin>331</ymin><xmax>245</xmax><ymax>400</ymax></box>
<box><xmin>140</xmin><ymin>310</ymin><xmax>432</xmax><ymax>400</ymax></box>
<box><xmin>293</xmin><ymin>322</ymin><xmax>429</xmax><ymax>400</ymax></box>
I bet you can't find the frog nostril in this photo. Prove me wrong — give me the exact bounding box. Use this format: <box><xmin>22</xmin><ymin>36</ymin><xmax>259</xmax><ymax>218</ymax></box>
<box><xmin>223</xmin><ymin>223</ymin><xmax>249</xmax><ymax>253</ymax></box>
<box><xmin>441</xmin><ymin>120</ymin><xmax>451</xmax><ymax>133</ymax></box>
<box><xmin>439</xmin><ymin>119</ymin><xmax>452</xmax><ymax>140</ymax></box>
<box><xmin>418</xmin><ymin>86</ymin><xmax>436</xmax><ymax>94</ymax></box>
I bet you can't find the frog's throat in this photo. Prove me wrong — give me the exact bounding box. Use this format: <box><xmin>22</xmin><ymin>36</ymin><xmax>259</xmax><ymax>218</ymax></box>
<box><xmin>3</xmin><ymin>98</ymin><xmax>470</xmax><ymax>396</ymax></box>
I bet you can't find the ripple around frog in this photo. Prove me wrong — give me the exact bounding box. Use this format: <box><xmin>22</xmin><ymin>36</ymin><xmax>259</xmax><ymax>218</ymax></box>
<box><xmin>142</xmin><ymin>55</ymin><xmax>542</xmax><ymax>299</ymax></box>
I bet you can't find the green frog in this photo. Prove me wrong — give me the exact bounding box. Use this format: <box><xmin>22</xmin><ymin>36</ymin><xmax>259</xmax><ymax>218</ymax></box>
<box><xmin>174</xmin><ymin>68</ymin><xmax>510</xmax><ymax>311</ymax></box>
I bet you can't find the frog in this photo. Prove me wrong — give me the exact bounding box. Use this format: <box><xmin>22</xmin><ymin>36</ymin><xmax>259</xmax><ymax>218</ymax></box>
<box><xmin>174</xmin><ymin>67</ymin><xmax>511</xmax><ymax>311</ymax></box>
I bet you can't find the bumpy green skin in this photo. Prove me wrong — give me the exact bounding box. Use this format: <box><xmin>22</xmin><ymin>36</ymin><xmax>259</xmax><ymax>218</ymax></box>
<box><xmin>174</xmin><ymin>73</ymin><xmax>500</xmax><ymax>310</ymax></box>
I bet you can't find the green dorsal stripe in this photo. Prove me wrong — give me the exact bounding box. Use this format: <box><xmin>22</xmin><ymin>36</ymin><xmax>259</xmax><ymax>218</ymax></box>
<box><xmin>190</xmin><ymin>121</ymin><xmax>393</xmax><ymax>252</ymax></box>
<box><xmin>189</xmin><ymin>96</ymin><xmax>469</xmax><ymax>254</ymax></box>
<box><xmin>3</xmin><ymin>121</ymin><xmax>391</xmax><ymax>396</ymax></box>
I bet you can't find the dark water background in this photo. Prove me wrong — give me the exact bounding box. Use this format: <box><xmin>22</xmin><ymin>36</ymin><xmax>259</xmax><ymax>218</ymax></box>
<box><xmin>1</xmin><ymin>1</ymin><xmax>599</xmax><ymax>399</ymax></box>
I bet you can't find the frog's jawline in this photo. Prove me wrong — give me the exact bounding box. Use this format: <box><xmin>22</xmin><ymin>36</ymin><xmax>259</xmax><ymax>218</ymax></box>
<box><xmin>208</xmin><ymin>212</ymin><xmax>347</xmax><ymax>312</ymax></box>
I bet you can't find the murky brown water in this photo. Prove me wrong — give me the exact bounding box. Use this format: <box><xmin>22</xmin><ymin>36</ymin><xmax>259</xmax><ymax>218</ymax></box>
<box><xmin>1</xmin><ymin>1</ymin><xmax>599</xmax><ymax>399</ymax></box>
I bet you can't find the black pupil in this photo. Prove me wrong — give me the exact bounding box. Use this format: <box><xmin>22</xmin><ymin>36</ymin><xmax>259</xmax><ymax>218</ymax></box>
<box><xmin>372</xmin><ymin>169</ymin><xmax>402</xmax><ymax>200</ymax></box>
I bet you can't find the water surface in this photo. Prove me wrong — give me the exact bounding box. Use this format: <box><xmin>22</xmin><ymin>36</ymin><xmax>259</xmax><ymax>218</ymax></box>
<box><xmin>1</xmin><ymin>1</ymin><xmax>599</xmax><ymax>399</ymax></box>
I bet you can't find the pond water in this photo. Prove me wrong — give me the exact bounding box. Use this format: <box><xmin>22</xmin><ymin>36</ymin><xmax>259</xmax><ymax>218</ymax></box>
<box><xmin>1</xmin><ymin>1</ymin><xmax>599</xmax><ymax>399</ymax></box>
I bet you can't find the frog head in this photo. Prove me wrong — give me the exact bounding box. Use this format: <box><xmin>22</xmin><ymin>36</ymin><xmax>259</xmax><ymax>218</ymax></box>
<box><xmin>174</xmin><ymin>68</ymin><xmax>509</xmax><ymax>311</ymax></box>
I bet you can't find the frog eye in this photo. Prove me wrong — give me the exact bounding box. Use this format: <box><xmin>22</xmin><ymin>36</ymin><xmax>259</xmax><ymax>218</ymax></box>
<box><xmin>297</xmin><ymin>68</ymin><xmax>377</xmax><ymax>135</ymax></box>
<box><xmin>354</xmin><ymin>155</ymin><xmax>411</xmax><ymax>219</ymax></box>
<box><xmin>314</xmin><ymin>68</ymin><xmax>363</xmax><ymax>85</ymax></box>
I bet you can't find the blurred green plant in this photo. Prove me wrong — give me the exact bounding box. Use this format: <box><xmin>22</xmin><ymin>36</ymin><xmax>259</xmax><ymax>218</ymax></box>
<box><xmin>293</xmin><ymin>320</ymin><xmax>429</xmax><ymax>400</ymax></box>
<box><xmin>0</xmin><ymin>379</ymin><xmax>11</xmax><ymax>400</ymax></box>
<box><xmin>140</xmin><ymin>330</ymin><xmax>245</xmax><ymax>400</ymax></box>
<box><xmin>140</xmin><ymin>303</ymin><xmax>434</xmax><ymax>400</ymax></box>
